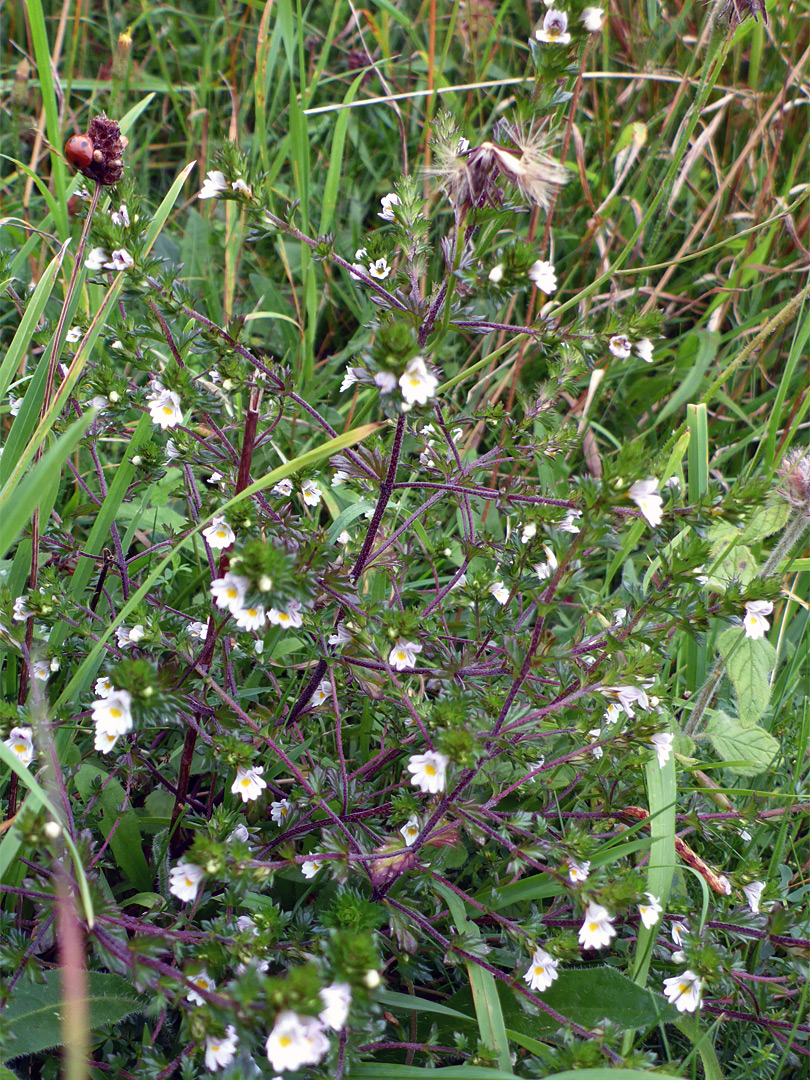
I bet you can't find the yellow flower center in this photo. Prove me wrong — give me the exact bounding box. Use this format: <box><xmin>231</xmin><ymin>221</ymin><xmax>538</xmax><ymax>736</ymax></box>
<box><xmin>110</xmin><ymin>707</ymin><xmax>122</xmax><ymax>720</ymax></box>
<box><xmin>279</xmin><ymin>1036</ymin><xmax>292</xmax><ymax>1048</ymax></box>
<box><xmin>425</xmin><ymin>764</ymin><xmax>436</xmax><ymax>776</ymax></box>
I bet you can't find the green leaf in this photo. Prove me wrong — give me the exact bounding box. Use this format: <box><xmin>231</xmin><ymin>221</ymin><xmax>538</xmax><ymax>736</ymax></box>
<box><xmin>740</xmin><ymin>500</ymin><xmax>790</xmax><ymax>544</ymax></box>
<box><xmin>705</xmin><ymin>709</ymin><xmax>780</xmax><ymax>777</ymax></box>
<box><xmin>447</xmin><ymin>967</ymin><xmax>665</xmax><ymax>1037</ymax></box>
<box><xmin>74</xmin><ymin>766</ymin><xmax>152</xmax><ymax>893</ymax></box>
<box><xmin>1</xmin><ymin>971</ymin><xmax>144</xmax><ymax>1062</ymax></box>
<box><xmin>717</xmin><ymin>626</ymin><xmax>776</xmax><ymax>725</ymax></box>
<box><xmin>0</xmin><ymin>410</ymin><xmax>96</xmax><ymax>561</ymax></box>
<box><xmin>434</xmin><ymin>882</ymin><xmax>513</xmax><ymax>1074</ymax></box>
<box><xmin>705</xmin><ymin>544</ymin><xmax>758</xmax><ymax>590</ymax></box>
<box><xmin>377</xmin><ymin>990</ymin><xmax>473</xmax><ymax>1023</ymax></box>
<box><xmin>352</xmin><ymin>1068</ymin><xmax>522</xmax><ymax>1079</ymax></box>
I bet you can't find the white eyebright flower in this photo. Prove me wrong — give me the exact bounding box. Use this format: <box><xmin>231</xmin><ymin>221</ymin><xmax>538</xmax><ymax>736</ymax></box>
<box><xmin>204</xmin><ymin>1025</ymin><xmax>238</xmax><ymax>1071</ymax></box>
<box><xmin>301</xmin><ymin>857</ymin><xmax>324</xmax><ymax>879</ymax></box>
<box><xmin>319</xmin><ymin>982</ymin><xmax>352</xmax><ymax>1030</ymax></box>
<box><xmin>272</xmin><ymin>477</ymin><xmax>293</xmax><ymax>496</ymax></box>
<box><xmin>110</xmin><ymin>204</ymin><xmax>130</xmax><ymax>227</ymax></box>
<box><xmin>211</xmin><ymin>573</ymin><xmax>249</xmax><ymax>614</ymax></box>
<box><xmin>198</xmin><ymin>170</ymin><xmax>228</xmax><ymax>199</ymax></box>
<box><xmin>368</xmin><ymin>257</ymin><xmax>391</xmax><ymax>280</ymax></box>
<box><xmin>66</xmin><ymin>326</ymin><xmax>82</xmax><ymax>342</ymax></box>
<box><xmin>31</xmin><ymin>659</ymin><xmax>52</xmax><ymax>682</ymax></box>
<box><xmin>535</xmin><ymin>8</ymin><xmax>571</xmax><ymax>43</ymax></box>
<box><xmin>270</xmin><ymin>798</ymin><xmax>291</xmax><ymax>825</ymax></box>
<box><xmin>12</xmin><ymin>596</ymin><xmax>32</xmax><ymax>621</ymax></box>
<box><xmin>558</xmin><ymin>509</ymin><xmax>582</xmax><ymax>533</ymax></box>
<box><xmin>406</xmin><ymin>750</ymin><xmax>449</xmax><ymax>794</ymax></box>
<box><xmin>91</xmin><ymin>690</ymin><xmax>133</xmax><ymax>738</ymax></box>
<box><xmin>567</xmin><ymin>859</ymin><xmax>590</xmax><ymax>884</ymax></box>
<box><xmin>743</xmin><ymin>600</ymin><xmax>773</xmax><ymax>640</ymax></box>
<box><xmin>231</xmin><ymin>765</ymin><xmax>268</xmax><ymax>803</ymax></box>
<box><xmin>587</xmin><ymin>728</ymin><xmax>603</xmax><ymax>758</ymax></box>
<box><xmin>581</xmin><ymin>6</ymin><xmax>604</xmax><ymax>30</ymax></box>
<box><xmin>265</xmin><ymin>1010</ymin><xmax>330</xmax><ymax>1072</ymax></box>
<box><xmin>233</xmin><ymin>604</ymin><xmax>266</xmax><ymax>631</ymax></box>
<box><xmin>389</xmin><ymin>638</ymin><xmax>422</xmax><ymax>670</ymax></box>
<box><xmin>94</xmin><ymin>728</ymin><xmax>121</xmax><ymax>754</ymax></box>
<box><xmin>94</xmin><ymin>675</ymin><xmax>114</xmax><ymax>697</ymax></box>
<box><xmin>399</xmin><ymin>356</ymin><xmax>438</xmax><ymax>405</ymax></box>
<box><xmin>340</xmin><ymin>366</ymin><xmax>359</xmax><ymax>391</ymax></box>
<box><xmin>671</xmin><ymin>922</ymin><xmax>687</xmax><ymax>947</ymax></box>
<box><xmin>187</xmin><ymin>970</ymin><xmax>216</xmax><ymax>1006</ymax></box>
<box><xmin>400</xmin><ymin>816</ymin><xmax>420</xmax><ymax>846</ymax></box>
<box><xmin>578</xmin><ymin>902</ymin><xmax>616</xmax><ymax>949</ymax></box>
<box><xmin>4</xmin><ymin>727</ymin><xmax>34</xmax><ymax>767</ymax></box>
<box><xmin>651</xmin><ymin>732</ymin><xmax>674</xmax><ymax>767</ymax></box>
<box><xmin>663</xmin><ymin>970</ymin><xmax>702</xmax><ymax>1013</ymax></box>
<box><xmin>116</xmin><ymin>624</ymin><xmax>145</xmax><ymax>649</ymax></box>
<box><xmin>489</xmin><ymin>581</ymin><xmax>510</xmax><ymax>605</ymax></box>
<box><xmin>147</xmin><ymin>389</ymin><xmax>183</xmax><ymax>429</ymax></box>
<box><xmin>231</xmin><ymin>177</ymin><xmax>251</xmax><ymax>195</ymax></box>
<box><xmin>521</xmin><ymin>522</ymin><xmax>537</xmax><ymax>543</ymax></box>
<box><xmin>606</xmin><ymin>684</ymin><xmax>651</xmax><ymax>717</ymax></box>
<box><xmin>743</xmin><ymin>880</ymin><xmax>765</xmax><ymax>913</ymax></box>
<box><xmin>328</xmin><ymin>625</ymin><xmax>352</xmax><ymax>646</ymax></box>
<box><xmin>378</xmin><ymin>193</ymin><xmax>401</xmax><ymax>221</ymax></box>
<box><xmin>528</xmin><ymin>260</ymin><xmax>558</xmax><ymax>293</ymax></box>
<box><xmin>635</xmin><ymin>337</ymin><xmax>654</xmax><ymax>363</ymax></box>
<box><xmin>638</xmin><ymin>893</ymin><xmax>663</xmax><ymax>929</ymax></box>
<box><xmin>336</xmin><ymin>529</ymin><xmax>351</xmax><ymax>546</ymax></box>
<box><xmin>104</xmin><ymin>249</ymin><xmax>134</xmax><ymax>271</ymax></box>
<box><xmin>202</xmin><ymin>515</ymin><xmax>235</xmax><ymax>549</ymax></box>
<box><xmin>267</xmin><ymin>600</ymin><xmax>304</xmax><ymax>629</ymax></box>
<box><xmin>374</xmin><ymin>370</ymin><xmax>397</xmax><ymax>394</ymax></box>
<box><xmin>609</xmin><ymin>334</ymin><xmax>632</xmax><ymax>358</ymax></box>
<box><xmin>85</xmin><ymin>247</ymin><xmax>110</xmax><ymax>270</ymax></box>
<box><xmin>523</xmin><ymin>947</ymin><xmax>559</xmax><ymax>992</ymax></box>
<box><xmin>533</xmin><ymin>546</ymin><xmax>559</xmax><ymax>581</ymax></box>
<box><xmin>488</xmin><ymin>263</ymin><xmax>505</xmax><ymax>283</ymax></box>
<box><xmin>169</xmin><ymin>861</ymin><xmax>204</xmax><ymax>902</ymax></box>
<box><xmin>629</xmin><ymin>478</ymin><xmax>663</xmax><ymax>527</ymax></box>
<box><xmin>311</xmin><ymin>679</ymin><xmax>331</xmax><ymax>707</ymax></box>
<box><xmin>301</xmin><ymin>479</ymin><xmax>322</xmax><ymax>507</ymax></box>
<box><xmin>188</xmin><ymin>620</ymin><xmax>209</xmax><ymax>641</ymax></box>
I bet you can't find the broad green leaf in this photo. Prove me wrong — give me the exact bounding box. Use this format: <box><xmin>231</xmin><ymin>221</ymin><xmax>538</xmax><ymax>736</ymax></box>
<box><xmin>705</xmin><ymin>709</ymin><xmax>780</xmax><ymax>777</ymax></box>
<box><xmin>705</xmin><ymin>544</ymin><xmax>758</xmax><ymax>590</ymax></box>
<box><xmin>717</xmin><ymin>626</ymin><xmax>776</xmax><ymax>725</ymax></box>
<box><xmin>1</xmin><ymin>971</ymin><xmax>144</xmax><ymax>1062</ymax></box>
<box><xmin>352</xmin><ymin>1068</ymin><xmax>522</xmax><ymax>1079</ymax></box>
<box><xmin>740</xmin><ymin>500</ymin><xmax>790</xmax><ymax>544</ymax></box>
<box><xmin>447</xmin><ymin>967</ymin><xmax>665</xmax><ymax>1036</ymax></box>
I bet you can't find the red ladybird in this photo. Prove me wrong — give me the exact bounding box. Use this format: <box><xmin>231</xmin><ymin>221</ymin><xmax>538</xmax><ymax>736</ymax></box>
<box><xmin>65</xmin><ymin>134</ymin><xmax>94</xmax><ymax>169</ymax></box>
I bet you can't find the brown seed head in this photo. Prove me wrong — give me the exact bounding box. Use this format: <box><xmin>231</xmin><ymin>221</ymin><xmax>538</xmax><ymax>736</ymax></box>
<box><xmin>81</xmin><ymin>114</ymin><xmax>128</xmax><ymax>186</ymax></box>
